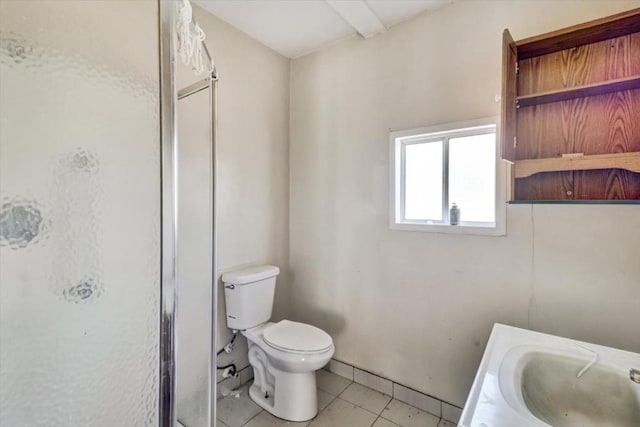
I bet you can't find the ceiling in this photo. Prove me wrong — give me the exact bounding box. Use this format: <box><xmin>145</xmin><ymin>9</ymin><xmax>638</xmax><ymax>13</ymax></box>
<box><xmin>195</xmin><ymin>0</ymin><xmax>454</xmax><ymax>58</ymax></box>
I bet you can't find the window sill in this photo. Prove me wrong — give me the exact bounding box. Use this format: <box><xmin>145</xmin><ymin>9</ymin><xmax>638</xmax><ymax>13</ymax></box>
<box><xmin>390</xmin><ymin>221</ymin><xmax>505</xmax><ymax>236</ymax></box>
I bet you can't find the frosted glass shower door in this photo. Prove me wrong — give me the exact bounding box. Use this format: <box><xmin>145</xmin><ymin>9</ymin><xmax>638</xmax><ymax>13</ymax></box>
<box><xmin>0</xmin><ymin>1</ymin><xmax>162</xmax><ymax>425</ymax></box>
<box><xmin>176</xmin><ymin>83</ymin><xmax>215</xmax><ymax>427</ymax></box>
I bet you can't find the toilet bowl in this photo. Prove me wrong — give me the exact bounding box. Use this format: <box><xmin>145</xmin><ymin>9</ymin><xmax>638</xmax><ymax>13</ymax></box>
<box><xmin>242</xmin><ymin>320</ymin><xmax>334</xmax><ymax>421</ymax></box>
<box><xmin>222</xmin><ymin>265</ymin><xmax>334</xmax><ymax>422</ymax></box>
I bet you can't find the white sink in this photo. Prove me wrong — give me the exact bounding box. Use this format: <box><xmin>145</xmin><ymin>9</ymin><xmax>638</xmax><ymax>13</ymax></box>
<box><xmin>460</xmin><ymin>324</ymin><xmax>640</xmax><ymax>427</ymax></box>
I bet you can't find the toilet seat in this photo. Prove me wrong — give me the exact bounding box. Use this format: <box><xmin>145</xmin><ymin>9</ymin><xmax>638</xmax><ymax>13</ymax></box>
<box><xmin>263</xmin><ymin>320</ymin><xmax>333</xmax><ymax>354</ymax></box>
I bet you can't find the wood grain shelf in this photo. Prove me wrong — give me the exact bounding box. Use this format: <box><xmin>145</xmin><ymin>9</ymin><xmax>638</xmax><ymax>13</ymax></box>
<box><xmin>515</xmin><ymin>152</ymin><xmax>640</xmax><ymax>178</ymax></box>
<box><xmin>502</xmin><ymin>9</ymin><xmax>640</xmax><ymax>200</ymax></box>
<box><xmin>516</xmin><ymin>8</ymin><xmax>640</xmax><ymax>59</ymax></box>
<box><xmin>516</xmin><ymin>76</ymin><xmax>640</xmax><ymax>107</ymax></box>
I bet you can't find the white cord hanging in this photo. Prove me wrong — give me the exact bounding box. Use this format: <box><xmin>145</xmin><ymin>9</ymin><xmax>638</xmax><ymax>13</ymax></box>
<box><xmin>177</xmin><ymin>0</ymin><xmax>215</xmax><ymax>75</ymax></box>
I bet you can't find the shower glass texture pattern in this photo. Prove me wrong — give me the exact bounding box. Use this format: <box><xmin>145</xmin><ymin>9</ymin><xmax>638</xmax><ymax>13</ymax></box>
<box><xmin>176</xmin><ymin>86</ymin><xmax>214</xmax><ymax>427</ymax></box>
<box><xmin>0</xmin><ymin>1</ymin><xmax>161</xmax><ymax>425</ymax></box>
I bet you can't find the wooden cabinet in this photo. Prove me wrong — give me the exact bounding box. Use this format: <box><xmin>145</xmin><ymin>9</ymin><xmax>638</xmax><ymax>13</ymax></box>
<box><xmin>500</xmin><ymin>9</ymin><xmax>640</xmax><ymax>201</ymax></box>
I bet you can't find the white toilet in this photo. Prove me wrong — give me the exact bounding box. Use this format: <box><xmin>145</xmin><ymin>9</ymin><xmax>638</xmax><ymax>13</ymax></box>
<box><xmin>222</xmin><ymin>265</ymin><xmax>334</xmax><ymax>422</ymax></box>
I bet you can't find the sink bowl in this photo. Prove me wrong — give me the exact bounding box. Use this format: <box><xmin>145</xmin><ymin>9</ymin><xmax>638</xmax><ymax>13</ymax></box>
<box><xmin>460</xmin><ymin>325</ymin><xmax>640</xmax><ymax>427</ymax></box>
<box><xmin>519</xmin><ymin>352</ymin><xmax>640</xmax><ymax>426</ymax></box>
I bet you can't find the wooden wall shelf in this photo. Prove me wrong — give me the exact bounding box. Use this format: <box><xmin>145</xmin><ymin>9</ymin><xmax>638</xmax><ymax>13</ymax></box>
<box><xmin>516</xmin><ymin>8</ymin><xmax>640</xmax><ymax>59</ymax></box>
<box><xmin>501</xmin><ymin>8</ymin><xmax>640</xmax><ymax>201</ymax></box>
<box><xmin>515</xmin><ymin>152</ymin><xmax>640</xmax><ymax>178</ymax></box>
<box><xmin>516</xmin><ymin>76</ymin><xmax>640</xmax><ymax>108</ymax></box>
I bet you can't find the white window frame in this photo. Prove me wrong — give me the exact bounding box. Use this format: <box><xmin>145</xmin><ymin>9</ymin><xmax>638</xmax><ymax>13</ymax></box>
<box><xmin>389</xmin><ymin>117</ymin><xmax>506</xmax><ymax>236</ymax></box>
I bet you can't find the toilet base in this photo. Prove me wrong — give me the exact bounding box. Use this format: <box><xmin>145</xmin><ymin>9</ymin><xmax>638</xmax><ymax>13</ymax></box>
<box><xmin>248</xmin><ymin>370</ymin><xmax>318</xmax><ymax>422</ymax></box>
<box><xmin>241</xmin><ymin>322</ymin><xmax>334</xmax><ymax>422</ymax></box>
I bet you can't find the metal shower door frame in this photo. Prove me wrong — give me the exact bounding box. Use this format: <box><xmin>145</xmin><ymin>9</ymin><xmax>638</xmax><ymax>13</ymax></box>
<box><xmin>159</xmin><ymin>0</ymin><xmax>178</xmax><ymax>425</ymax></box>
<box><xmin>160</xmin><ymin>1</ymin><xmax>219</xmax><ymax>425</ymax></box>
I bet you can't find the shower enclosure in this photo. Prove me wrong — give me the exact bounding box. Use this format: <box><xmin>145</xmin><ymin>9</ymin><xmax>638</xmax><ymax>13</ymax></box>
<box><xmin>0</xmin><ymin>0</ymin><xmax>216</xmax><ymax>425</ymax></box>
<box><xmin>175</xmin><ymin>62</ymin><xmax>218</xmax><ymax>427</ymax></box>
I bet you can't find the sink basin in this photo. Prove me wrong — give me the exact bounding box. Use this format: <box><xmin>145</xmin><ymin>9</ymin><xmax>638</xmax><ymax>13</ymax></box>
<box><xmin>460</xmin><ymin>325</ymin><xmax>640</xmax><ymax>427</ymax></box>
<box><xmin>520</xmin><ymin>352</ymin><xmax>640</xmax><ymax>426</ymax></box>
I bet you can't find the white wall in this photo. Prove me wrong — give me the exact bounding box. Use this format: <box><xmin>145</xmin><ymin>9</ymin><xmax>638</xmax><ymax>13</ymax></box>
<box><xmin>290</xmin><ymin>0</ymin><xmax>640</xmax><ymax>407</ymax></box>
<box><xmin>176</xmin><ymin>3</ymin><xmax>290</xmax><ymax>396</ymax></box>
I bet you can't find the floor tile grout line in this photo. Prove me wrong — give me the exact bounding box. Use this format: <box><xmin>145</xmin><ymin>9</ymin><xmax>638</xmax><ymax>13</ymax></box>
<box><xmin>378</xmin><ymin>414</ymin><xmax>403</xmax><ymax>426</ymax></box>
<box><xmin>240</xmin><ymin>408</ymin><xmax>263</xmax><ymax>426</ymax></box>
<box><xmin>379</xmin><ymin>398</ymin><xmax>447</xmax><ymax>426</ymax></box>
<box><xmin>320</xmin><ymin>389</ymin><xmax>340</xmax><ymax>413</ymax></box>
<box><xmin>334</xmin><ymin>395</ymin><xmax>383</xmax><ymax>418</ymax></box>
<box><xmin>313</xmin><ymin>381</ymin><xmax>348</xmax><ymax>422</ymax></box>
<box><xmin>337</xmin><ymin>383</ymin><xmax>392</xmax><ymax>417</ymax></box>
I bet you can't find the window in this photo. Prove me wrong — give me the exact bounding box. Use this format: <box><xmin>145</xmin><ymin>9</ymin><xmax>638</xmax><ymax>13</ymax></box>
<box><xmin>390</xmin><ymin>117</ymin><xmax>505</xmax><ymax>235</ymax></box>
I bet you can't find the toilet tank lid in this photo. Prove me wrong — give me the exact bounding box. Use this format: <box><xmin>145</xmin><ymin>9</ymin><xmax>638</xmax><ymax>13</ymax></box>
<box><xmin>221</xmin><ymin>265</ymin><xmax>280</xmax><ymax>285</ymax></box>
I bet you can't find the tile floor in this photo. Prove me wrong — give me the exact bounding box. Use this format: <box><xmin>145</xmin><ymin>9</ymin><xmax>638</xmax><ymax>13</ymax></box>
<box><xmin>217</xmin><ymin>370</ymin><xmax>455</xmax><ymax>427</ymax></box>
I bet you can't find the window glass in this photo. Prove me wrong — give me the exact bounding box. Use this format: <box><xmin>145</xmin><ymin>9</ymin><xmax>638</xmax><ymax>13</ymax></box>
<box><xmin>448</xmin><ymin>133</ymin><xmax>496</xmax><ymax>223</ymax></box>
<box><xmin>390</xmin><ymin>119</ymin><xmax>502</xmax><ymax>235</ymax></box>
<box><xmin>404</xmin><ymin>141</ymin><xmax>443</xmax><ymax>221</ymax></box>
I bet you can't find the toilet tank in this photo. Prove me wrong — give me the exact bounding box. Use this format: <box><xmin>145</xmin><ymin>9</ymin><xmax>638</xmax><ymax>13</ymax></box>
<box><xmin>222</xmin><ymin>265</ymin><xmax>280</xmax><ymax>330</ymax></box>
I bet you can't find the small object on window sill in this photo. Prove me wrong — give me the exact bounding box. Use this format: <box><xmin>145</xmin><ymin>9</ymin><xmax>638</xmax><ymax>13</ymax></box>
<box><xmin>561</xmin><ymin>152</ymin><xmax>584</xmax><ymax>158</ymax></box>
<box><xmin>450</xmin><ymin>203</ymin><xmax>460</xmax><ymax>225</ymax></box>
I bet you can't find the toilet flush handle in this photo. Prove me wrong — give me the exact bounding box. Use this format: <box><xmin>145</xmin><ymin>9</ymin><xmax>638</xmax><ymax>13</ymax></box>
<box><xmin>225</xmin><ymin>284</ymin><xmax>235</xmax><ymax>290</ymax></box>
